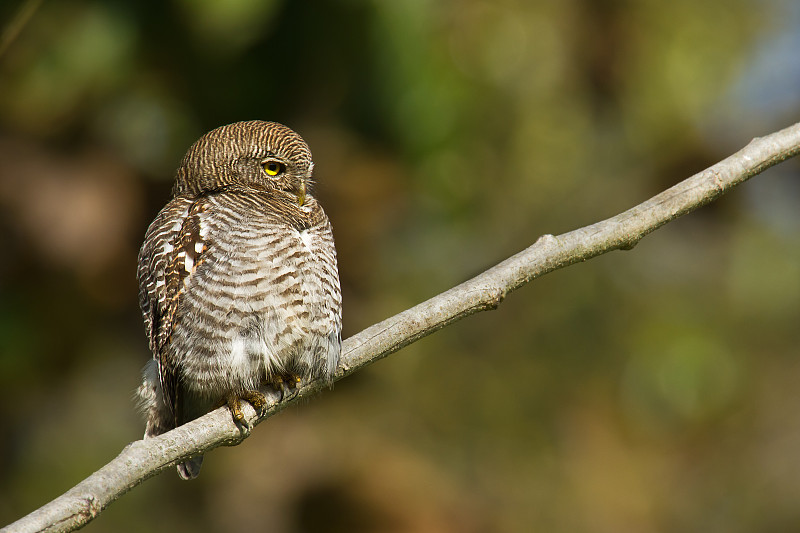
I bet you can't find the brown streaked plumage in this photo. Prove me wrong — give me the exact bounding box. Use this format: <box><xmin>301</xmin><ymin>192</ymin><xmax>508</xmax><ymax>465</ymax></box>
<box><xmin>136</xmin><ymin>121</ymin><xmax>341</xmax><ymax>479</ymax></box>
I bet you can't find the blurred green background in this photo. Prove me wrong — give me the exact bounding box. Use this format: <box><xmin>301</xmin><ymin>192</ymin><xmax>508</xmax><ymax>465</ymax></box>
<box><xmin>1</xmin><ymin>0</ymin><xmax>799</xmax><ymax>531</ymax></box>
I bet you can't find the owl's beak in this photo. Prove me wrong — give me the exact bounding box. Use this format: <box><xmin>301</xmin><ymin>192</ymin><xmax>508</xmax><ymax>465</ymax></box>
<box><xmin>297</xmin><ymin>179</ymin><xmax>306</xmax><ymax>206</ymax></box>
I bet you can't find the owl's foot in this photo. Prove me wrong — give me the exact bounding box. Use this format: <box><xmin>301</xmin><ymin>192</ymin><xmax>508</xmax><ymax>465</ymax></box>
<box><xmin>225</xmin><ymin>390</ymin><xmax>267</xmax><ymax>423</ymax></box>
<box><xmin>270</xmin><ymin>373</ymin><xmax>302</xmax><ymax>402</ymax></box>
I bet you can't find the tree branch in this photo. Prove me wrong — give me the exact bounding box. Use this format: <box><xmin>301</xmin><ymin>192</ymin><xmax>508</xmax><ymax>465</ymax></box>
<box><xmin>5</xmin><ymin>121</ymin><xmax>800</xmax><ymax>533</ymax></box>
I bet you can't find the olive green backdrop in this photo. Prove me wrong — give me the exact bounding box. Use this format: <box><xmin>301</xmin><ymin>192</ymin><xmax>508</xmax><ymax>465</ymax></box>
<box><xmin>1</xmin><ymin>1</ymin><xmax>799</xmax><ymax>531</ymax></box>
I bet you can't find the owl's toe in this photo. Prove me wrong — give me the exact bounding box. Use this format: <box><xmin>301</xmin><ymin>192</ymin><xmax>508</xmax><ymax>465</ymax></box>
<box><xmin>225</xmin><ymin>390</ymin><xmax>267</xmax><ymax>423</ymax></box>
<box><xmin>270</xmin><ymin>373</ymin><xmax>302</xmax><ymax>402</ymax></box>
<box><xmin>241</xmin><ymin>390</ymin><xmax>267</xmax><ymax>411</ymax></box>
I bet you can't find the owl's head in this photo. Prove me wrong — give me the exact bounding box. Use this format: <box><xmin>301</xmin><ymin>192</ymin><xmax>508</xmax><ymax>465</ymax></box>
<box><xmin>173</xmin><ymin>121</ymin><xmax>314</xmax><ymax>205</ymax></box>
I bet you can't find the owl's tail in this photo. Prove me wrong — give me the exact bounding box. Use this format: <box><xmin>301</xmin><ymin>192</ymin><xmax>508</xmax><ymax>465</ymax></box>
<box><xmin>138</xmin><ymin>360</ymin><xmax>204</xmax><ymax>478</ymax></box>
<box><xmin>138</xmin><ymin>360</ymin><xmax>210</xmax><ymax>480</ymax></box>
<box><xmin>137</xmin><ymin>360</ymin><xmax>174</xmax><ymax>436</ymax></box>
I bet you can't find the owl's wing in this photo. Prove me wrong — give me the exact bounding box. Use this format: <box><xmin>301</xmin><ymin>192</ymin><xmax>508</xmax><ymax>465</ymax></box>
<box><xmin>138</xmin><ymin>195</ymin><xmax>210</xmax><ymax>423</ymax></box>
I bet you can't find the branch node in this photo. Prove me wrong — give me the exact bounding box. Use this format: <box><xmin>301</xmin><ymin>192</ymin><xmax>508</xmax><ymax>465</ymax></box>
<box><xmin>709</xmin><ymin>168</ymin><xmax>725</xmax><ymax>194</ymax></box>
<box><xmin>534</xmin><ymin>233</ymin><xmax>558</xmax><ymax>247</ymax></box>
<box><xmin>84</xmin><ymin>496</ymin><xmax>101</xmax><ymax>518</ymax></box>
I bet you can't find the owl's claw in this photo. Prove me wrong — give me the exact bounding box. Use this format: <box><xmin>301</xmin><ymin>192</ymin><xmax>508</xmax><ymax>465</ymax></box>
<box><xmin>225</xmin><ymin>390</ymin><xmax>267</xmax><ymax>423</ymax></box>
<box><xmin>271</xmin><ymin>374</ymin><xmax>302</xmax><ymax>402</ymax></box>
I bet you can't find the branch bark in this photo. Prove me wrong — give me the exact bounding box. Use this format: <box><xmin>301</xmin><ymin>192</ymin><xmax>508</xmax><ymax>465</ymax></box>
<box><xmin>5</xmin><ymin>121</ymin><xmax>800</xmax><ymax>533</ymax></box>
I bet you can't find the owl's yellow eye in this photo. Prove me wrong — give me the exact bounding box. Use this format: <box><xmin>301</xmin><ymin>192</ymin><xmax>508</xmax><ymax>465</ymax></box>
<box><xmin>262</xmin><ymin>160</ymin><xmax>285</xmax><ymax>176</ymax></box>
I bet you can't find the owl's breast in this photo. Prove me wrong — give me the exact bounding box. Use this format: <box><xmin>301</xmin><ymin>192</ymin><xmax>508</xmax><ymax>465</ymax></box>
<box><xmin>172</xmin><ymin>194</ymin><xmax>341</xmax><ymax>395</ymax></box>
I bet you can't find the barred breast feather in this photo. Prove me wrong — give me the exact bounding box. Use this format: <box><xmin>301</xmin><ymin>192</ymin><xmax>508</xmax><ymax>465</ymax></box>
<box><xmin>139</xmin><ymin>187</ymin><xmax>341</xmax><ymax>429</ymax></box>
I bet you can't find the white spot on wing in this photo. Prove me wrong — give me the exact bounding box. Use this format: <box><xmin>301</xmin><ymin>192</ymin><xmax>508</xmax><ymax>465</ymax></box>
<box><xmin>194</xmin><ymin>241</ymin><xmax>204</xmax><ymax>254</ymax></box>
<box><xmin>164</xmin><ymin>243</ymin><xmax>174</xmax><ymax>254</ymax></box>
<box><xmin>171</xmin><ymin>219</ymin><xmax>183</xmax><ymax>232</ymax></box>
<box><xmin>178</xmin><ymin>251</ymin><xmax>193</xmax><ymax>273</ymax></box>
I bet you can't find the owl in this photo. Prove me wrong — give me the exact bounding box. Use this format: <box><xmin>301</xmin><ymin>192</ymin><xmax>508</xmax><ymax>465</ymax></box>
<box><xmin>136</xmin><ymin>121</ymin><xmax>342</xmax><ymax>479</ymax></box>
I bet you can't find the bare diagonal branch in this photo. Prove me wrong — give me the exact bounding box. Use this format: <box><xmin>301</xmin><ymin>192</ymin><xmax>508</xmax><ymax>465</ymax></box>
<box><xmin>4</xmin><ymin>121</ymin><xmax>800</xmax><ymax>533</ymax></box>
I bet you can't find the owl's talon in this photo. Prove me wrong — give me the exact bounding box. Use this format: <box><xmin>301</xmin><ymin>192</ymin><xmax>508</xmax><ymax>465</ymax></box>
<box><xmin>225</xmin><ymin>390</ymin><xmax>266</xmax><ymax>423</ymax></box>
<box><xmin>270</xmin><ymin>374</ymin><xmax>301</xmax><ymax>402</ymax></box>
<box><xmin>226</xmin><ymin>397</ymin><xmax>245</xmax><ymax>422</ymax></box>
<box><xmin>240</xmin><ymin>390</ymin><xmax>267</xmax><ymax>411</ymax></box>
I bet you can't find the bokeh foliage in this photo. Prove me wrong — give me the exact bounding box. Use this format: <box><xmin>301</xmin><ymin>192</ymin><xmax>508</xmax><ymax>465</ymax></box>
<box><xmin>1</xmin><ymin>0</ymin><xmax>799</xmax><ymax>531</ymax></box>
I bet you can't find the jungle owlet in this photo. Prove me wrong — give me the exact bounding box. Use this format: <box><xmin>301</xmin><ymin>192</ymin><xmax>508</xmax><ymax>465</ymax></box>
<box><xmin>136</xmin><ymin>121</ymin><xmax>342</xmax><ymax>479</ymax></box>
